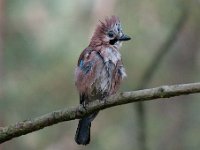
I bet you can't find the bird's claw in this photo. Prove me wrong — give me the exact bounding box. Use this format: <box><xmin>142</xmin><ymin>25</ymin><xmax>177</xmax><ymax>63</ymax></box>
<box><xmin>82</xmin><ymin>101</ymin><xmax>87</xmax><ymax>110</ymax></box>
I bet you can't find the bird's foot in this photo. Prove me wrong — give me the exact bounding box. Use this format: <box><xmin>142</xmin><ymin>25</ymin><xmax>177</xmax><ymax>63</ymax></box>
<box><xmin>103</xmin><ymin>97</ymin><xmax>108</xmax><ymax>105</ymax></box>
<box><xmin>101</xmin><ymin>93</ymin><xmax>108</xmax><ymax>105</ymax></box>
<box><xmin>82</xmin><ymin>101</ymin><xmax>87</xmax><ymax>110</ymax></box>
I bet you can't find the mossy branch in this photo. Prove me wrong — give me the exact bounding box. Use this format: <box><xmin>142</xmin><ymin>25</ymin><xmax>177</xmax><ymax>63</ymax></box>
<box><xmin>1</xmin><ymin>82</ymin><xmax>200</xmax><ymax>144</ymax></box>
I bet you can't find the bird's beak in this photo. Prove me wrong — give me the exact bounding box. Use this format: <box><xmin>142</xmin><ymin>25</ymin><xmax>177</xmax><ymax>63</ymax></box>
<box><xmin>118</xmin><ymin>34</ymin><xmax>131</xmax><ymax>41</ymax></box>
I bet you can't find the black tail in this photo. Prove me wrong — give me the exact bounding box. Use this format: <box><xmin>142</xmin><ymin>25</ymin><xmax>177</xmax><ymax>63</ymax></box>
<box><xmin>75</xmin><ymin>116</ymin><xmax>91</xmax><ymax>145</ymax></box>
<box><xmin>75</xmin><ymin>111</ymin><xmax>99</xmax><ymax>145</ymax></box>
<box><xmin>75</xmin><ymin>94</ymin><xmax>99</xmax><ymax>145</ymax></box>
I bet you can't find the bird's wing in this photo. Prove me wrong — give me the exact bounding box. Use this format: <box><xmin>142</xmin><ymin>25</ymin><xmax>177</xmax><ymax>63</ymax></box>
<box><xmin>75</xmin><ymin>48</ymin><xmax>104</xmax><ymax>96</ymax></box>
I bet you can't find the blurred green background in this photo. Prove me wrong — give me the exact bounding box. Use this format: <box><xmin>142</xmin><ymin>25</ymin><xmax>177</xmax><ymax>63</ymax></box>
<box><xmin>0</xmin><ymin>0</ymin><xmax>200</xmax><ymax>150</ymax></box>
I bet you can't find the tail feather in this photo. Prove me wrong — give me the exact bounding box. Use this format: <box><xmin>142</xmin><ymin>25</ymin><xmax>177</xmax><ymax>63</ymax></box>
<box><xmin>75</xmin><ymin>117</ymin><xmax>91</xmax><ymax>145</ymax></box>
<box><xmin>75</xmin><ymin>94</ymin><xmax>99</xmax><ymax>145</ymax></box>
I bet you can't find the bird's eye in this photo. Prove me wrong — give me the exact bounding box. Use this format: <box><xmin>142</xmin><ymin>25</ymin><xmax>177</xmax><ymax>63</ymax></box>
<box><xmin>117</xmin><ymin>27</ymin><xmax>120</xmax><ymax>32</ymax></box>
<box><xmin>108</xmin><ymin>31</ymin><xmax>114</xmax><ymax>38</ymax></box>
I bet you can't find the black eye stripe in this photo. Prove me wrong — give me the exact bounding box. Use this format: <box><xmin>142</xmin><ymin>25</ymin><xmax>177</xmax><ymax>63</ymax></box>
<box><xmin>109</xmin><ymin>38</ymin><xmax>118</xmax><ymax>45</ymax></box>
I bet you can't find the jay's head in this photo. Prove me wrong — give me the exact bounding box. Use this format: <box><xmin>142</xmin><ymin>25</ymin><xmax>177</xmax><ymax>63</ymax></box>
<box><xmin>90</xmin><ymin>16</ymin><xmax>131</xmax><ymax>48</ymax></box>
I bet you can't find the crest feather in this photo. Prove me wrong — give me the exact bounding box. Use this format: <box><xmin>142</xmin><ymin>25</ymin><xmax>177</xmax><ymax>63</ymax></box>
<box><xmin>89</xmin><ymin>16</ymin><xmax>121</xmax><ymax>47</ymax></box>
<box><xmin>97</xmin><ymin>16</ymin><xmax>120</xmax><ymax>33</ymax></box>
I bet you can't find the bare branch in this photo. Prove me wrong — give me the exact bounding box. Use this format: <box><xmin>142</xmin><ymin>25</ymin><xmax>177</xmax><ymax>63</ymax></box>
<box><xmin>135</xmin><ymin>8</ymin><xmax>189</xmax><ymax>150</ymax></box>
<box><xmin>1</xmin><ymin>82</ymin><xmax>200</xmax><ymax>144</ymax></box>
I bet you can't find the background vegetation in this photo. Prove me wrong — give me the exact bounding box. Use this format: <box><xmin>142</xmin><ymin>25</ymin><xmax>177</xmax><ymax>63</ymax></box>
<box><xmin>0</xmin><ymin>0</ymin><xmax>200</xmax><ymax>149</ymax></box>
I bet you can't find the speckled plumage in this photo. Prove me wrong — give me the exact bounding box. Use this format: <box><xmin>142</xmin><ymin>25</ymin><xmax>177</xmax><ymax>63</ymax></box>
<box><xmin>75</xmin><ymin>16</ymin><xmax>131</xmax><ymax>145</ymax></box>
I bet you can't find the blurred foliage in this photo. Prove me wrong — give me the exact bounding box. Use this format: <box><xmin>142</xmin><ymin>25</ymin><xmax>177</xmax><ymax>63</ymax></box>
<box><xmin>0</xmin><ymin>0</ymin><xmax>200</xmax><ymax>150</ymax></box>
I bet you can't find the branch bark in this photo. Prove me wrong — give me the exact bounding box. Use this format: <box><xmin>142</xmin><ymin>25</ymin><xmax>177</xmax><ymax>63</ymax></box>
<box><xmin>1</xmin><ymin>82</ymin><xmax>200</xmax><ymax>144</ymax></box>
<box><xmin>135</xmin><ymin>8</ymin><xmax>189</xmax><ymax>150</ymax></box>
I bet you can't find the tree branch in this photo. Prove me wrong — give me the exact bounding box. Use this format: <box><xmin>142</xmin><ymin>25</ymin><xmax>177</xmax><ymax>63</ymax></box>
<box><xmin>1</xmin><ymin>82</ymin><xmax>200</xmax><ymax>144</ymax></box>
<box><xmin>134</xmin><ymin>8</ymin><xmax>189</xmax><ymax>150</ymax></box>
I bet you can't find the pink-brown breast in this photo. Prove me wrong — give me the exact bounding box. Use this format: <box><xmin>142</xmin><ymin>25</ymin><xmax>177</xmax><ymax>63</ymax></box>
<box><xmin>75</xmin><ymin>47</ymin><xmax>126</xmax><ymax>101</ymax></box>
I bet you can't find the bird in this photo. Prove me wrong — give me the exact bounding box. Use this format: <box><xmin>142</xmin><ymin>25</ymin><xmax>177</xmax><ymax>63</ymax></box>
<box><xmin>74</xmin><ymin>16</ymin><xmax>131</xmax><ymax>145</ymax></box>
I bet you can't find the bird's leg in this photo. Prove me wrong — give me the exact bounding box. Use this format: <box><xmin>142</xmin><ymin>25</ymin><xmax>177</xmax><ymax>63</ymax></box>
<box><xmin>101</xmin><ymin>92</ymin><xmax>109</xmax><ymax>105</ymax></box>
<box><xmin>80</xmin><ymin>94</ymin><xmax>88</xmax><ymax>110</ymax></box>
<box><xmin>82</xmin><ymin>101</ymin><xmax>87</xmax><ymax>110</ymax></box>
